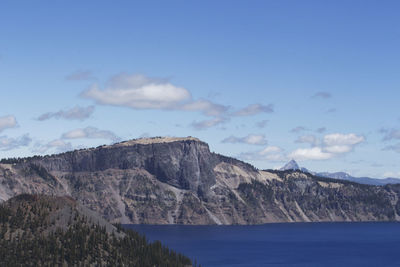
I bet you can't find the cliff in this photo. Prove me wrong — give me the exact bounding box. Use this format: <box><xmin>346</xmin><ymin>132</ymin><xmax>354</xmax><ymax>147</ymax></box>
<box><xmin>0</xmin><ymin>137</ymin><xmax>399</xmax><ymax>224</ymax></box>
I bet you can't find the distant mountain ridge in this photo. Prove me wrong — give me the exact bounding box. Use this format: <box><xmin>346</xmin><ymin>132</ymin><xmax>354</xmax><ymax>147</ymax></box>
<box><xmin>279</xmin><ymin>160</ymin><xmax>400</xmax><ymax>186</ymax></box>
<box><xmin>1</xmin><ymin>136</ymin><xmax>400</xmax><ymax>225</ymax></box>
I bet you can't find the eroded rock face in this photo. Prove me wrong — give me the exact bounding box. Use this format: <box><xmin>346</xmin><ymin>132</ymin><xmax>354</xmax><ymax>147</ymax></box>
<box><xmin>24</xmin><ymin>138</ymin><xmax>217</xmax><ymax>194</ymax></box>
<box><xmin>1</xmin><ymin>137</ymin><xmax>400</xmax><ymax>225</ymax></box>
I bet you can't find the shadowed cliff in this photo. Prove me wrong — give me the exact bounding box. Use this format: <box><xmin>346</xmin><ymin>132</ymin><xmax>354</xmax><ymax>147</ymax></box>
<box><xmin>1</xmin><ymin>136</ymin><xmax>400</xmax><ymax>225</ymax></box>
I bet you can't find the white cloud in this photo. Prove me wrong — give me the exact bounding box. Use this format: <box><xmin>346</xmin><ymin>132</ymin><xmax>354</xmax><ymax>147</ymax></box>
<box><xmin>222</xmin><ymin>134</ymin><xmax>268</xmax><ymax>145</ymax></box>
<box><xmin>62</xmin><ymin>127</ymin><xmax>120</xmax><ymax>141</ymax></box>
<box><xmin>239</xmin><ymin>145</ymin><xmax>285</xmax><ymax>162</ymax></box>
<box><xmin>81</xmin><ymin>73</ymin><xmax>191</xmax><ymax>110</ymax></box>
<box><xmin>323</xmin><ymin>133</ymin><xmax>364</xmax><ymax>153</ymax></box>
<box><xmin>383</xmin><ymin>171</ymin><xmax>400</xmax><ymax>178</ymax></box>
<box><xmin>289</xmin><ymin>147</ymin><xmax>333</xmax><ymax>161</ymax></box>
<box><xmin>323</xmin><ymin>133</ymin><xmax>365</xmax><ymax>146</ymax></box>
<box><xmin>289</xmin><ymin>133</ymin><xmax>365</xmax><ymax>161</ymax></box>
<box><xmin>81</xmin><ymin>73</ymin><xmax>278</xmax><ymax>130</ymax></box>
<box><xmin>233</xmin><ymin>104</ymin><xmax>274</xmax><ymax>116</ymax></box>
<box><xmin>0</xmin><ymin>115</ymin><xmax>17</xmax><ymax>133</ymax></box>
<box><xmin>323</xmin><ymin>145</ymin><xmax>353</xmax><ymax>154</ymax></box>
<box><xmin>38</xmin><ymin>106</ymin><xmax>95</xmax><ymax>121</ymax></box>
<box><xmin>33</xmin><ymin>139</ymin><xmax>73</xmax><ymax>154</ymax></box>
<box><xmin>82</xmin><ymin>73</ymin><xmax>235</xmax><ymax>130</ymax></box>
<box><xmin>0</xmin><ymin>134</ymin><xmax>31</xmax><ymax>151</ymax></box>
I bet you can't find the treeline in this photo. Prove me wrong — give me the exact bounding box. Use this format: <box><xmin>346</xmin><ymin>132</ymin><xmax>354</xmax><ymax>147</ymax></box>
<box><xmin>0</xmin><ymin>194</ymin><xmax>197</xmax><ymax>267</ymax></box>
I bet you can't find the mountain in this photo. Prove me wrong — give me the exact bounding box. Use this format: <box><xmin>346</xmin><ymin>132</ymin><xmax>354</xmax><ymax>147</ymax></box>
<box><xmin>0</xmin><ymin>194</ymin><xmax>193</xmax><ymax>266</ymax></box>
<box><xmin>280</xmin><ymin>160</ymin><xmax>300</xmax><ymax>171</ymax></box>
<box><xmin>280</xmin><ymin>160</ymin><xmax>400</xmax><ymax>186</ymax></box>
<box><xmin>1</xmin><ymin>136</ymin><xmax>400</xmax><ymax>225</ymax></box>
<box><xmin>317</xmin><ymin>172</ymin><xmax>400</xmax><ymax>186</ymax></box>
<box><xmin>280</xmin><ymin>159</ymin><xmax>310</xmax><ymax>173</ymax></box>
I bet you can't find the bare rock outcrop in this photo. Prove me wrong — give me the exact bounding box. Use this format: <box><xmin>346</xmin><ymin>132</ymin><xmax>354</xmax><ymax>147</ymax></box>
<box><xmin>1</xmin><ymin>136</ymin><xmax>399</xmax><ymax>224</ymax></box>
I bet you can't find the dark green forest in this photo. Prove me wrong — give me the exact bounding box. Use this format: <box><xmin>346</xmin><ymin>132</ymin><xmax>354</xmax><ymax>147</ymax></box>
<box><xmin>0</xmin><ymin>194</ymin><xmax>195</xmax><ymax>267</ymax></box>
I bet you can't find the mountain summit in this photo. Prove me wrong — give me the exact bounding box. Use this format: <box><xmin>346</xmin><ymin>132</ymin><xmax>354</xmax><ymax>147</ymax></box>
<box><xmin>280</xmin><ymin>159</ymin><xmax>300</xmax><ymax>171</ymax></box>
<box><xmin>1</xmin><ymin>136</ymin><xmax>400</xmax><ymax>224</ymax></box>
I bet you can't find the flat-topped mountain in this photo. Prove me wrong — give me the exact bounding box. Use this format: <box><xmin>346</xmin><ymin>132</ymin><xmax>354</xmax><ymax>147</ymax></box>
<box><xmin>1</xmin><ymin>137</ymin><xmax>400</xmax><ymax>225</ymax></box>
<box><xmin>0</xmin><ymin>194</ymin><xmax>193</xmax><ymax>266</ymax></box>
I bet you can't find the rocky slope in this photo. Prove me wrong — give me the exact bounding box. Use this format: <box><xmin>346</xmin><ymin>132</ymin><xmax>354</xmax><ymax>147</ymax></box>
<box><xmin>1</xmin><ymin>137</ymin><xmax>400</xmax><ymax>225</ymax></box>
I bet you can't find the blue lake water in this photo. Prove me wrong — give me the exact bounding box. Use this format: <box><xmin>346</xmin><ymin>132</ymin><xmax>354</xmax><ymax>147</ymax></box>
<box><xmin>124</xmin><ymin>223</ymin><xmax>400</xmax><ymax>267</ymax></box>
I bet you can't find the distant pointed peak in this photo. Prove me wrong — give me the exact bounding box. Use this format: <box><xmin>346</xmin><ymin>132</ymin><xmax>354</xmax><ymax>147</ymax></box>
<box><xmin>280</xmin><ymin>159</ymin><xmax>300</xmax><ymax>171</ymax></box>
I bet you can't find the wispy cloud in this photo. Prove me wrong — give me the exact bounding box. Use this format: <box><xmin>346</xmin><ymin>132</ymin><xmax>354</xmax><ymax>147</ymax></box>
<box><xmin>222</xmin><ymin>134</ymin><xmax>268</xmax><ymax>145</ymax></box>
<box><xmin>316</xmin><ymin>127</ymin><xmax>327</xmax><ymax>133</ymax></box>
<box><xmin>256</xmin><ymin>120</ymin><xmax>269</xmax><ymax>128</ymax></box>
<box><xmin>33</xmin><ymin>139</ymin><xmax>73</xmax><ymax>154</ymax></box>
<box><xmin>233</xmin><ymin>104</ymin><xmax>274</xmax><ymax>116</ymax></box>
<box><xmin>239</xmin><ymin>145</ymin><xmax>285</xmax><ymax>162</ymax></box>
<box><xmin>290</xmin><ymin>126</ymin><xmax>307</xmax><ymax>133</ymax></box>
<box><xmin>62</xmin><ymin>127</ymin><xmax>120</xmax><ymax>141</ymax></box>
<box><xmin>0</xmin><ymin>115</ymin><xmax>17</xmax><ymax>133</ymax></box>
<box><xmin>81</xmin><ymin>73</ymin><xmax>276</xmax><ymax>130</ymax></box>
<box><xmin>312</xmin><ymin>91</ymin><xmax>332</xmax><ymax>99</ymax></box>
<box><xmin>37</xmin><ymin>106</ymin><xmax>95</xmax><ymax>121</ymax></box>
<box><xmin>0</xmin><ymin>134</ymin><xmax>31</xmax><ymax>151</ymax></box>
<box><xmin>181</xmin><ymin>99</ymin><xmax>229</xmax><ymax>117</ymax></box>
<box><xmin>380</xmin><ymin>128</ymin><xmax>400</xmax><ymax>141</ymax></box>
<box><xmin>383</xmin><ymin>143</ymin><xmax>400</xmax><ymax>153</ymax></box>
<box><xmin>191</xmin><ymin>117</ymin><xmax>228</xmax><ymax>130</ymax></box>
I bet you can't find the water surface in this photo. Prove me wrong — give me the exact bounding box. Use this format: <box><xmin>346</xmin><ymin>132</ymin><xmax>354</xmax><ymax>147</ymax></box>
<box><xmin>124</xmin><ymin>222</ymin><xmax>400</xmax><ymax>267</ymax></box>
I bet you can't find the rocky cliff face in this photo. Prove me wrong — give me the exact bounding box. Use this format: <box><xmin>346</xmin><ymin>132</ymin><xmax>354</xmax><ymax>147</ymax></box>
<box><xmin>1</xmin><ymin>137</ymin><xmax>400</xmax><ymax>224</ymax></box>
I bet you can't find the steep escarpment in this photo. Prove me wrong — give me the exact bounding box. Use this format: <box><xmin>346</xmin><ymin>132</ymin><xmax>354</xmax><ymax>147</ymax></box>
<box><xmin>19</xmin><ymin>137</ymin><xmax>217</xmax><ymax>195</ymax></box>
<box><xmin>0</xmin><ymin>137</ymin><xmax>400</xmax><ymax>225</ymax></box>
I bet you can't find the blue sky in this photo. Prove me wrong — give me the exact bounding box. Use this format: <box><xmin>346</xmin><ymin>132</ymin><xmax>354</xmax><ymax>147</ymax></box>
<box><xmin>0</xmin><ymin>0</ymin><xmax>399</xmax><ymax>178</ymax></box>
